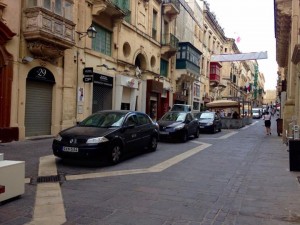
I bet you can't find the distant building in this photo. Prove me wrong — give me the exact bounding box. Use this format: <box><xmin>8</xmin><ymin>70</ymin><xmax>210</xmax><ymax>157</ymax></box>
<box><xmin>263</xmin><ymin>90</ymin><xmax>277</xmax><ymax>105</ymax></box>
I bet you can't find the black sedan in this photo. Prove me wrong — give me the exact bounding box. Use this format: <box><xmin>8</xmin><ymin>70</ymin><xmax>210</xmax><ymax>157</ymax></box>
<box><xmin>157</xmin><ymin>111</ymin><xmax>199</xmax><ymax>142</ymax></box>
<box><xmin>194</xmin><ymin>111</ymin><xmax>222</xmax><ymax>133</ymax></box>
<box><xmin>52</xmin><ymin>110</ymin><xmax>159</xmax><ymax>164</ymax></box>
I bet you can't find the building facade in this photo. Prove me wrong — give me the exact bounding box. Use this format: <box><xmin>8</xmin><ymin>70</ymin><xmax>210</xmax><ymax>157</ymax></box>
<box><xmin>275</xmin><ymin>0</ymin><xmax>300</xmax><ymax>138</ymax></box>
<box><xmin>0</xmin><ymin>0</ymin><xmax>266</xmax><ymax>142</ymax></box>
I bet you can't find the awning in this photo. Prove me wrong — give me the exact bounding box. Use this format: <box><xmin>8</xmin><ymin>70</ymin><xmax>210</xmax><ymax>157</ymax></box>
<box><xmin>206</xmin><ymin>100</ymin><xmax>239</xmax><ymax>108</ymax></box>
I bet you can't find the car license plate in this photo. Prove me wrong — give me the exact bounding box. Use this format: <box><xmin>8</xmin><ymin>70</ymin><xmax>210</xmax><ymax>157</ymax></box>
<box><xmin>62</xmin><ymin>146</ymin><xmax>79</xmax><ymax>152</ymax></box>
<box><xmin>200</xmin><ymin>126</ymin><xmax>204</xmax><ymax>128</ymax></box>
<box><xmin>160</xmin><ymin>131</ymin><xmax>169</xmax><ymax>135</ymax></box>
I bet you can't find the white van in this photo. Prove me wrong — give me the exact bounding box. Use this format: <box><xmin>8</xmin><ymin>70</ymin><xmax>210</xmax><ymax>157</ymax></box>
<box><xmin>252</xmin><ymin>108</ymin><xmax>262</xmax><ymax>119</ymax></box>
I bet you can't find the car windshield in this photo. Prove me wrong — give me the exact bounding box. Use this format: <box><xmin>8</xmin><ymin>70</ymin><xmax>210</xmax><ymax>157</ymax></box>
<box><xmin>198</xmin><ymin>113</ymin><xmax>214</xmax><ymax>119</ymax></box>
<box><xmin>79</xmin><ymin>112</ymin><xmax>126</xmax><ymax>128</ymax></box>
<box><xmin>253</xmin><ymin>109</ymin><xmax>260</xmax><ymax>113</ymax></box>
<box><xmin>161</xmin><ymin>112</ymin><xmax>186</xmax><ymax>122</ymax></box>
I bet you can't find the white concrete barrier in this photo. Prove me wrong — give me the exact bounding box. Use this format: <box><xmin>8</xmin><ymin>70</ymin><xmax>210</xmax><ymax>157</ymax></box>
<box><xmin>0</xmin><ymin>154</ymin><xmax>25</xmax><ymax>202</ymax></box>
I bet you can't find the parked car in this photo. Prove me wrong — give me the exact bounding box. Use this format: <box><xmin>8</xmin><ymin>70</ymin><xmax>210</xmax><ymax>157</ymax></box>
<box><xmin>194</xmin><ymin>111</ymin><xmax>222</xmax><ymax>133</ymax></box>
<box><xmin>52</xmin><ymin>110</ymin><xmax>159</xmax><ymax>164</ymax></box>
<box><xmin>170</xmin><ymin>104</ymin><xmax>192</xmax><ymax>112</ymax></box>
<box><xmin>252</xmin><ymin>108</ymin><xmax>262</xmax><ymax>119</ymax></box>
<box><xmin>157</xmin><ymin>111</ymin><xmax>199</xmax><ymax>142</ymax></box>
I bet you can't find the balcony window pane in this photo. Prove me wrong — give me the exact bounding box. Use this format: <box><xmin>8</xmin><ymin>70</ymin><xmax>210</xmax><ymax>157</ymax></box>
<box><xmin>64</xmin><ymin>1</ymin><xmax>73</xmax><ymax>20</ymax></box>
<box><xmin>28</xmin><ymin>0</ymin><xmax>38</xmax><ymax>7</ymax></box>
<box><xmin>55</xmin><ymin>0</ymin><xmax>62</xmax><ymax>15</ymax></box>
<box><xmin>43</xmin><ymin>0</ymin><xmax>51</xmax><ymax>9</ymax></box>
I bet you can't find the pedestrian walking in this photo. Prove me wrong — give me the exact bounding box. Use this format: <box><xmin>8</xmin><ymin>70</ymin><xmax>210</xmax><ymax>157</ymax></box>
<box><xmin>263</xmin><ymin>111</ymin><xmax>272</xmax><ymax>135</ymax></box>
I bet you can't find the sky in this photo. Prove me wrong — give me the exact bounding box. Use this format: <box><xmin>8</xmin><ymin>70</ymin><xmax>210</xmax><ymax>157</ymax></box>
<box><xmin>203</xmin><ymin>0</ymin><xmax>277</xmax><ymax>90</ymax></box>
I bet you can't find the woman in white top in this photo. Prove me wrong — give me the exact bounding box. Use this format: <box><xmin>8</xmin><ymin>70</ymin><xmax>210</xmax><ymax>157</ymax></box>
<box><xmin>263</xmin><ymin>111</ymin><xmax>272</xmax><ymax>135</ymax></box>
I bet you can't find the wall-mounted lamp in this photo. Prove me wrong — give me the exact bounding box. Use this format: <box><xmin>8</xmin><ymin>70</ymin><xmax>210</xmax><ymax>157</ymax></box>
<box><xmin>76</xmin><ymin>24</ymin><xmax>97</xmax><ymax>40</ymax></box>
<box><xmin>22</xmin><ymin>56</ymin><xmax>34</xmax><ymax>64</ymax></box>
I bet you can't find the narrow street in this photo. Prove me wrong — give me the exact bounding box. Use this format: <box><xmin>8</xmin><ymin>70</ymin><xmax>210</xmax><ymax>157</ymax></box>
<box><xmin>1</xmin><ymin>117</ymin><xmax>300</xmax><ymax>225</ymax></box>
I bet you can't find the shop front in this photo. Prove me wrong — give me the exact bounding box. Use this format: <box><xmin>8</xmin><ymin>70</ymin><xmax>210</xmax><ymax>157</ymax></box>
<box><xmin>146</xmin><ymin>80</ymin><xmax>163</xmax><ymax>121</ymax></box>
<box><xmin>25</xmin><ymin>67</ymin><xmax>56</xmax><ymax>137</ymax></box>
<box><xmin>92</xmin><ymin>73</ymin><xmax>113</xmax><ymax>113</ymax></box>
<box><xmin>115</xmin><ymin>75</ymin><xmax>140</xmax><ymax>111</ymax></box>
<box><xmin>0</xmin><ymin>20</ymin><xmax>17</xmax><ymax>142</ymax></box>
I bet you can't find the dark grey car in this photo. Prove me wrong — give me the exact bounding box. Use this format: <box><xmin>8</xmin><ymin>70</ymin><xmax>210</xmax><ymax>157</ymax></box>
<box><xmin>194</xmin><ymin>111</ymin><xmax>222</xmax><ymax>133</ymax></box>
<box><xmin>157</xmin><ymin>111</ymin><xmax>199</xmax><ymax>142</ymax></box>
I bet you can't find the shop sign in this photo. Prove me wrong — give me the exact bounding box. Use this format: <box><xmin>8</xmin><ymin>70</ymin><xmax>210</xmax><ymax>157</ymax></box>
<box><xmin>27</xmin><ymin>66</ymin><xmax>55</xmax><ymax>83</ymax></box>
<box><xmin>127</xmin><ymin>78</ymin><xmax>135</xmax><ymax>87</ymax></box>
<box><xmin>173</xmin><ymin>92</ymin><xmax>188</xmax><ymax>102</ymax></box>
<box><xmin>147</xmin><ymin>80</ymin><xmax>163</xmax><ymax>93</ymax></box>
<box><xmin>93</xmin><ymin>73</ymin><xmax>113</xmax><ymax>87</ymax></box>
<box><xmin>83</xmin><ymin>76</ymin><xmax>93</xmax><ymax>83</ymax></box>
<box><xmin>83</xmin><ymin>67</ymin><xmax>93</xmax><ymax>75</ymax></box>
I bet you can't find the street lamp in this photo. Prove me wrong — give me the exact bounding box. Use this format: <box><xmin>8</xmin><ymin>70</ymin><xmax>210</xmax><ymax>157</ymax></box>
<box><xmin>76</xmin><ymin>24</ymin><xmax>97</xmax><ymax>40</ymax></box>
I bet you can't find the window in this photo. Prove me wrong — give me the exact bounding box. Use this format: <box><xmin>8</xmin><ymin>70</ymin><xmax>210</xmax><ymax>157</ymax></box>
<box><xmin>136</xmin><ymin>114</ymin><xmax>151</xmax><ymax>125</ymax></box>
<box><xmin>92</xmin><ymin>24</ymin><xmax>112</xmax><ymax>56</ymax></box>
<box><xmin>43</xmin><ymin>0</ymin><xmax>51</xmax><ymax>9</ymax></box>
<box><xmin>160</xmin><ymin>59</ymin><xmax>168</xmax><ymax>77</ymax></box>
<box><xmin>55</xmin><ymin>0</ymin><xmax>62</xmax><ymax>15</ymax></box>
<box><xmin>28</xmin><ymin>0</ymin><xmax>37</xmax><ymax>7</ymax></box>
<box><xmin>152</xmin><ymin>10</ymin><xmax>158</xmax><ymax>40</ymax></box>
<box><xmin>125</xmin><ymin>115</ymin><xmax>138</xmax><ymax>126</ymax></box>
<box><xmin>64</xmin><ymin>0</ymin><xmax>73</xmax><ymax>20</ymax></box>
<box><xmin>27</xmin><ymin>0</ymin><xmax>73</xmax><ymax>20</ymax></box>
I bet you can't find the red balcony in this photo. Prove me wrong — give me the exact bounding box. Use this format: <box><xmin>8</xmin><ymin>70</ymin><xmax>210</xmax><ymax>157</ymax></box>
<box><xmin>209</xmin><ymin>62</ymin><xmax>222</xmax><ymax>86</ymax></box>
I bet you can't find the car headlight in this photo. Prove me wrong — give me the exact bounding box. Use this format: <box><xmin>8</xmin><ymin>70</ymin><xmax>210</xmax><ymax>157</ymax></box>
<box><xmin>55</xmin><ymin>134</ymin><xmax>62</xmax><ymax>141</ymax></box>
<box><xmin>86</xmin><ymin>137</ymin><xmax>109</xmax><ymax>144</ymax></box>
<box><xmin>174</xmin><ymin>124</ymin><xmax>185</xmax><ymax>130</ymax></box>
<box><xmin>207</xmin><ymin>122</ymin><xmax>213</xmax><ymax>126</ymax></box>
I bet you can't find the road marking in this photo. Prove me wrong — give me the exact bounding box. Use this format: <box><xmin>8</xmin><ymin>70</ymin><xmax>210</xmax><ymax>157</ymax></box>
<box><xmin>218</xmin><ymin>131</ymin><xmax>238</xmax><ymax>139</ymax></box>
<box><xmin>66</xmin><ymin>142</ymin><xmax>211</xmax><ymax>181</ymax></box>
<box><xmin>26</xmin><ymin>155</ymin><xmax>66</xmax><ymax>225</ymax></box>
<box><xmin>26</xmin><ymin>142</ymin><xmax>212</xmax><ymax>224</ymax></box>
<box><xmin>199</xmin><ymin>131</ymin><xmax>238</xmax><ymax>139</ymax></box>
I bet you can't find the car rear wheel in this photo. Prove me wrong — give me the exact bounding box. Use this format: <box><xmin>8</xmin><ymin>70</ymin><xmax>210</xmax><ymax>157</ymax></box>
<box><xmin>109</xmin><ymin>144</ymin><xmax>122</xmax><ymax>165</ymax></box>
<box><xmin>148</xmin><ymin>136</ymin><xmax>158</xmax><ymax>152</ymax></box>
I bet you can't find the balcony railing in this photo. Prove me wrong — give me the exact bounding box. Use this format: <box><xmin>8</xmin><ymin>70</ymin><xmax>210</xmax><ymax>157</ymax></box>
<box><xmin>162</xmin><ymin>33</ymin><xmax>179</xmax><ymax>49</ymax></box>
<box><xmin>161</xmin><ymin>33</ymin><xmax>179</xmax><ymax>58</ymax></box>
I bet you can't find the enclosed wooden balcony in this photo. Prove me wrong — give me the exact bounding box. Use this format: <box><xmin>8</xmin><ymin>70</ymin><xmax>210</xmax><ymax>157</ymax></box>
<box><xmin>209</xmin><ymin>62</ymin><xmax>222</xmax><ymax>86</ymax></box>
<box><xmin>23</xmin><ymin>7</ymin><xmax>75</xmax><ymax>60</ymax></box>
